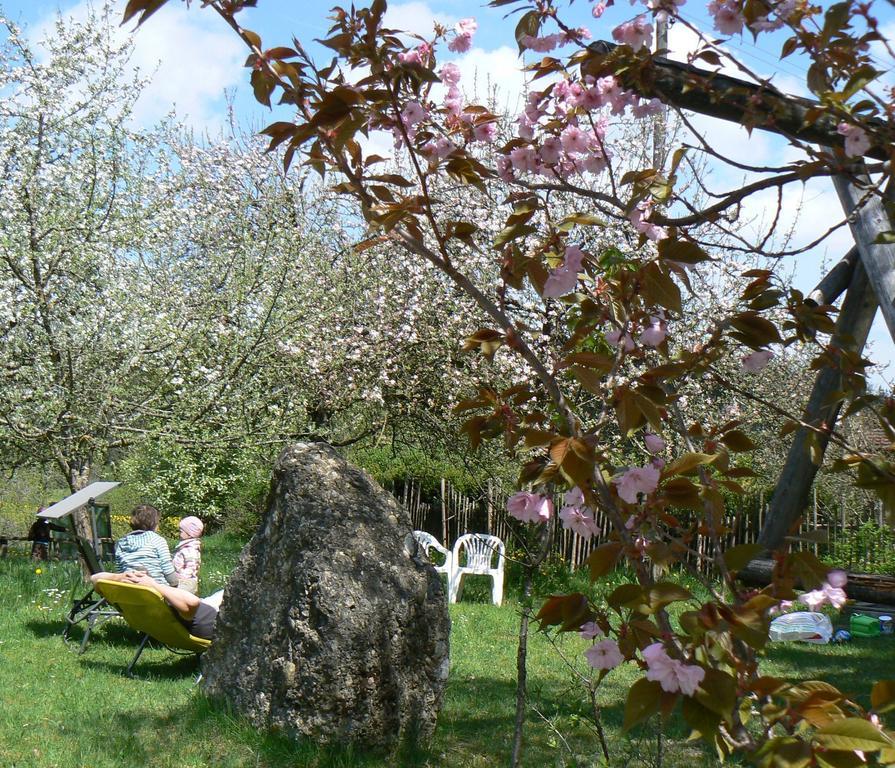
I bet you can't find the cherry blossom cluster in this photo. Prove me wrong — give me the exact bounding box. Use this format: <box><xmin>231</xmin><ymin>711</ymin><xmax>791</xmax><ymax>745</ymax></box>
<box><xmin>496</xmin><ymin>76</ymin><xmax>662</xmax><ymax>186</ymax></box>
<box><xmin>447</xmin><ymin>17</ymin><xmax>477</xmax><ymax>53</ymax></box>
<box><xmin>558</xmin><ymin>487</ymin><xmax>600</xmax><ymax>539</ymax></box>
<box><xmin>642</xmin><ymin>642</ymin><xmax>705</xmax><ymax>695</ymax></box>
<box><xmin>506</xmin><ymin>490</ymin><xmax>554</xmax><ymax>523</ymax></box>
<box><xmin>613</xmin><ymin>463</ymin><xmax>661</xmax><ymax>504</ymax></box>
<box><xmin>837</xmin><ymin>123</ymin><xmax>872</xmax><ymax>158</ymax></box>
<box><xmin>580</xmin><ymin>621</ymin><xmax>624</xmax><ymax>670</ymax></box>
<box><xmin>606</xmin><ymin>312</ymin><xmax>669</xmax><ymax>351</ymax></box>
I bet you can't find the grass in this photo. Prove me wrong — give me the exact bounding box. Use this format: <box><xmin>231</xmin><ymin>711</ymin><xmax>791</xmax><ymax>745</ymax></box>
<box><xmin>2</xmin><ymin>536</ymin><xmax>895</xmax><ymax>768</ymax></box>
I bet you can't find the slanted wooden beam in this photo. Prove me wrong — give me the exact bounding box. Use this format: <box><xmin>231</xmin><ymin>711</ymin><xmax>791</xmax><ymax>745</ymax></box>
<box><xmin>833</xmin><ymin>170</ymin><xmax>895</xmax><ymax>342</ymax></box>
<box><xmin>757</xmin><ymin>258</ymin><xmax>878</xmax><ymax>550</ymax></box>
<box><xmin>806</xmin><ymin>247</ymin><xmax>858</xmax><ymax>307</ymax></box>
<box><xmin>586</xmin><ymin>41</ymin><xmax>891</xmax><ymax>160</ymax></box>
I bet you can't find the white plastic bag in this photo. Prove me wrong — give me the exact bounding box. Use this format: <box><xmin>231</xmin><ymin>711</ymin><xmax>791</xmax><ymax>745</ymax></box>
<box><xmin>769</xmin><ymin>611</ymin><xmax>833</xmax><ymax>644</ymax></box>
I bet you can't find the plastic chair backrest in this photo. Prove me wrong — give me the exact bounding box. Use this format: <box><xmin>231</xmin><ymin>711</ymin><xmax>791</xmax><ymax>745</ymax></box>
<box><xmin>94</xmin><ymin>579</ymin><xmax>210</xmax><ymax>652</ymax></box>
<box><xmin>454</xmin><ymin>534</ymin><xmax>504</xmax><ymax>572</ymax></box>
<box><xmin>413</xmin><ymin>531</ymin><xmax>448</xmax><ymax>559</ymax></box>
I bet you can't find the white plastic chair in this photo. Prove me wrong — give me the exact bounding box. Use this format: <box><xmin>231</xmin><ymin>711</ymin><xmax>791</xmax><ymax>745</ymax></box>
<box><xmin>449</xmin><ymin>534</ymin><xmax>505</xmax><ymax>606</ymax></box>
<box><xmin>412</xmin><ymin>530</ymin><xmax>453</xmax><ymax>581</ymax></box>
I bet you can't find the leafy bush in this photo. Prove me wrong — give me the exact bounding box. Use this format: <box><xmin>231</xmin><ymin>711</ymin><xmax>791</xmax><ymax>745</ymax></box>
<box><xmin>116</xmin><ymin>439</ymin><xmax>271</xmax><ymax>531</ymax></box>
<box><xmin>348</xmin><ymin>444</ymin><xmax>512</xmax><ymax>496</ymax></box>
<box><xmin>825</xmin><ymin>520</ymin><xmax>895</xmax><ymax>575</ymax></box>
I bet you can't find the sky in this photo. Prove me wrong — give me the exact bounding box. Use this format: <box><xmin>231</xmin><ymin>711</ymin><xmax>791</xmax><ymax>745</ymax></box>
<box><xmin>2</xmin><ymin>0</ymin><xmax>893</xmax><ymax>386</ymax></box>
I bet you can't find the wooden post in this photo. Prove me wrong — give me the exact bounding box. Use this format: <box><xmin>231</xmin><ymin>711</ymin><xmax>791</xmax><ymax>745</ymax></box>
<box><xmin>832</xmin><ymin>172</ymin><xmax>895</xmax><ymax>342</ymax></box>
<box><xmin>758</xmin><ymin>260</ymin><xmax>878</xmax><ymax>550</ymax></box>
<box><xmin>440</xmin><ymin>478</ymin><xmax>448</xmax><ymax>546</ymax></box>
<box><xmin>486</xmin><ymin>479</ymin><xmax>494</xmax><ymax>535</ymax></box>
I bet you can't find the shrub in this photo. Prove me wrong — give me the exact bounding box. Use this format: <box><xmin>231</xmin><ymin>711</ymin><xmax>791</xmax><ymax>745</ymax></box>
<box><xmin>115</xmin><ymin>439</ymin><xmax>271</xmax><ymax>531</ymax></box>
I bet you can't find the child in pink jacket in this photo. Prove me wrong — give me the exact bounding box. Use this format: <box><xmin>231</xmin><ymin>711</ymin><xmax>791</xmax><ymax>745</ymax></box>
<box><xmin>172</xmin><ymin>516</ymin><xmax>204</xmax><ymax>595</ymax></box>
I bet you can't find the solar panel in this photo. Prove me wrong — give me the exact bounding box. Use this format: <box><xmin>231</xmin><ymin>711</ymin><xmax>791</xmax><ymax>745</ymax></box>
<box><xmin>38</xmin><ymin>482</ymin><xmax>121</xmax><ymax>520</ymax></box>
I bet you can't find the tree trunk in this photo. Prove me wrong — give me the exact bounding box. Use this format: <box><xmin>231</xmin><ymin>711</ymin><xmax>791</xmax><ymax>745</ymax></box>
<box><xmin>510</xmin><ymin>565</ymin><xmax>534</xmax><ymax>768</ymax></box>
<box><xmin>67</xmin><ymin>460</ymin><xmax>93</xmax><ymax>542</ymax></box>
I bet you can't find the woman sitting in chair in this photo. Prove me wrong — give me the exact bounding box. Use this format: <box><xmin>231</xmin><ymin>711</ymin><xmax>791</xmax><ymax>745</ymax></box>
<box><xmin>115</xmin><ymin>504</ymin><xmax>179</xmax><ymax>587</ymax></box>
<box><xmin>90</xmin><ymin>570</ymin><xmax>223</xmax><ymax>640</ymax></box>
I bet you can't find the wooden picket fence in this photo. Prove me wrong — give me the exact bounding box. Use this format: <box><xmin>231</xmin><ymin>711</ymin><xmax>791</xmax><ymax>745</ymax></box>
<box><xmin>389</xmin><ymin>478</ymin><xmax>891</xmax><ymax>574</ymax></box>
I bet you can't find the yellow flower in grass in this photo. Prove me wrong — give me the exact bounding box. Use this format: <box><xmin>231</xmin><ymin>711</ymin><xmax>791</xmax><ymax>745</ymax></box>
<box><xmin>34</xmin><ymin>568</ymin><xmax>42</xmax><ymax>575</ymax></box>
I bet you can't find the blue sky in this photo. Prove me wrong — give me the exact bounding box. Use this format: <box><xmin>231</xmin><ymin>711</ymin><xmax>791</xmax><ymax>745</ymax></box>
<box><xmin>2</xmin><ymin>0</ymin><xmax>893</xmax><ymax>384</ymax></box>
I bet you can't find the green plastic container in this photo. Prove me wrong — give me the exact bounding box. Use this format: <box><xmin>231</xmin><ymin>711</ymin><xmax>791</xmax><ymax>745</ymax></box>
<box><xmin>850</xmin><ymin>614</ymin><xmax>881</xmax><ymax>638</ymax></box>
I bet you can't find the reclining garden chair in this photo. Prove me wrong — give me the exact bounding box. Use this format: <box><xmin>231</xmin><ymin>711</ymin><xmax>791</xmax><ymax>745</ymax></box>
<box><xmin>449</xmin><ymin>533</ymin><xmax>505</xmax><ymax>606</ymax></box>
<box><xmin>62</xmin><ymin>533</ymin><xmax>121</xmax><ymax>653</ymax></box>
<box><xmin>93</xmin><ymin>578</ymin><xmax>211</xmax><ymax>677</ymax></box>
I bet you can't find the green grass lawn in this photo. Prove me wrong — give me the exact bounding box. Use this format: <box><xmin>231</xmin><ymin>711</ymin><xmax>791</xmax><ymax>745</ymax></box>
<box><xmin>2</xmin><ymin>534</ymin><xmax>894</xmax><ymax>768</ymax></box>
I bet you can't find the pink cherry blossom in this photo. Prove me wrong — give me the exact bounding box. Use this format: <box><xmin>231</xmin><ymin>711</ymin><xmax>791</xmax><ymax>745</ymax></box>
<box><xmin>559</xmin><ymin>27</ymin><xmax>592</xmax><ymax>44</ymax></box>
<box><xmin>629</xmin><ymin>200</ymin><xmax>668</xmax><ymax>242</ymax></box>
<box><xmin>507</xmin><ymin>491</ymin><xmax>553</xmax><ymax>524</ymax></box>
<box><xmin>473</xmin><ymin>121</ymin><xmax>497</xmax><ymax>142</ymax></box>
<box><xmin>639</xmin><ymin>316</ymin><xmax>667</xmax><ymax>347</ymax></box>
<box><xmin>496</xmin><ymin>156</ymin><xmax>514</xmax><ymax>182</ymax></box>
<box><xmin>614</xmin><ymin>465</ymin><xmax>660</xmax><ymax>504</ymax></box>
<box><xmin>564</xmin><ymin>486</ymin><xmax>585</xmax><ymax>507</ymax></box>
<box><xmin>643</xmin><ymin>643</ymin><xmax>705</xmax><ymax>696</ymax></box>
<box><xmin>612</xmin><ymin>16</ymin><xmax>653</xmax><ymax>52</ymax></box>
<box><xmin>708</xmin><ymin>0</ymin><xmax>746</xmax><ymax>35</ymax></box>
<box><xmin>448</xmin><ymin>18</ymin><xmax>477</xmax><ymax>53</ymax></box>
<box><xmin>644</xmin><ymin>433</ymin><xmax>665</xmax><ymax>454</ymax></box>
<box><xmin>559</xmin><ymin>504</ymin><xmax>598</xmax><ymax>539</ymax></box>
<box><xmin>585</xmin><ymin>638</ymin><xmax>624</xmax><ymax>670</ymax></box>
<box><xmin>398</xmin><ymin>43</ymin><xmax>431</xmax><ymax>66</ymax></box>
<box><xmin>539</xmin><ymin>135</ymin><xmax>563</xmax><ymax>165</ymax></box>
<box><xmin>401</xmin><ymin>100</ymin><xmax>428</xmax><ymax>127</ymax></box>
<box><xmin>560</xmin><ymin>124</ymin><xmax>589</xmax><ymax>154</ymax></box>
<box><xmin>741</xmin><ymin>349</ymin><xmax>773</xmax><ymax>373</ymax></box>
<box><xmin>422</xmin><ymin>136</ymin><xmax>455</xmax><ymax>162</ymax></box>
<box><xmin>456</xmin><ymin>18</ymin><xmax>478</xmax><ymax>35</ymax></box>
<box><xmin>439</xmin><ymin>62</ymin><xmax>461</xmax><ymax>87</ymax></box>
<box><xmin>509</xmin><ymin>146</ymin><xmax>539</xmax><ymax>174</ymax></box>
<box><xmin>543</xmin><ymin>245</ymin><xmax>586</xmax><ymax>298</ymax></box>
<box><xmin>592</xmin><ymin>1</ymin><xmax>607</xmax><ymax>17</ymax></box>
<box><xmin>579</xmin><ymin>621</ymin><xmax>602</xmax><ymax>640</ymax></box>
<box><xmin>837</xmin><ymin>122</ymin><xmax>871</xmax><ymax>157</ymax></box>
<box><xmin>605</xmin><ymin>328</ymin><xmax>636</xmax><ymax>352</ymax></box>
<box><xmin>443</xmin><ymin>86</ymin><xmax>463</xmax><ymax>116</ymax></box>
<box><xmin>521</xmin><ymin>34</ymin><xmax>563</xmax><ymax>53</ymax></box>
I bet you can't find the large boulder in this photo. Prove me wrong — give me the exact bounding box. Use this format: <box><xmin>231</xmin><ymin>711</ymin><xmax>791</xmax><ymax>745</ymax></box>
<box><xmin>201</xmin><ymin>442</ymin><xmax>451</xmax><ymax>749</ymax></box>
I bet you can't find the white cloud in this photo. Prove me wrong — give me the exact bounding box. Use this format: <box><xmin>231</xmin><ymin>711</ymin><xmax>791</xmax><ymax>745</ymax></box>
<box><xmin>383</xmin><ymin>1</ymin><xmax>453</xmax><ymax>37</ymax></box>
<box><xmin>32</xmin><ymin>1</ymin><xmax>245</xmax><ymax>131</ymax></box>
<box><xmin>454</xmin><ymin>45</ymin><xmax>527</xmax><ymax>115</ymax></box>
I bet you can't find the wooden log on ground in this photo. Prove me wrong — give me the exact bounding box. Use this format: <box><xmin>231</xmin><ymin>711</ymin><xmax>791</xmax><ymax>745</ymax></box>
<box><xmin>739</xmin><ymin>559</ymin><xmax>895</xmax><ymax>605</ymax></box>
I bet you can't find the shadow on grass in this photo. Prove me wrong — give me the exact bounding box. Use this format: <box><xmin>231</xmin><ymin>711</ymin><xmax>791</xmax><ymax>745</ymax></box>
<box><xmin>765</xmin><ymin>637</ymin><xmax>895</xmax><ymax>704</ymax></box>
<box><xmin>79</xmin><ymin>694</ymin><xmax>434</xmax><ymax>768</ymax></box>
<box><xmin>25</xmin><ymin>617</ymin><xmax>144</xmax><ymax>653</ymax></box>
<box><xmin>77</xmin><ymin>650</ymin><xmax>203</xmax><ymax>681</ymax></box>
